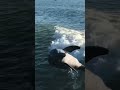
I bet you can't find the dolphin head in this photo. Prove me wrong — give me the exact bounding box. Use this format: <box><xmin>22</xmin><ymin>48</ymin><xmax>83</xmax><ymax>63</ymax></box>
<box><xmin>48</xmin><ymin>49</ymin><xmax>66</xmax><ymax>67</ymax></box>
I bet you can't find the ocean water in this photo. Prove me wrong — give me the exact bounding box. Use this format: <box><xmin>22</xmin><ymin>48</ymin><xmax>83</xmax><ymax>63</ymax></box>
<box><xmin>35</xmin><ymin>0</ymin><xmax>85</xmax><ymax>30</ymax></box>
<box><xmin>0</xmin><ymin>1</ymin><xmax>34</xmax><ymax>89</ymax></box>
<box><xmin>35</xmin><ymin>0</ymin><xmax>85</xmax><ymax>90</ymax></box>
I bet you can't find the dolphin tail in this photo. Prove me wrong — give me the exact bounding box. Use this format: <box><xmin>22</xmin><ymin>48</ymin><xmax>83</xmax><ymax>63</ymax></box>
<box><xmin>78</xmin><ymin>65</ymin><xmax>85</xmax><ymax>71</ymax></box>
<box><xmin>63</xmin><ymin>45</ymin><xmax>80</xmax><ymax>52</ymax></box>
<box><xmin>85</xmin><ymin>46</ymin><xmax>109</xmax><ymax>63</ymax></box>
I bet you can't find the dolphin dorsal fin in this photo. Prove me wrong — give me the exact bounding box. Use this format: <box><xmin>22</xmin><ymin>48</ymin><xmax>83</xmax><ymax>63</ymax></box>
<box><xmin>85</xmin><ymin>46</ymin><xmax>109</xmax><ymax>63</ymax></box>
<box><xmin>63</xmin><ymin>45</ymin><xmax>80</xmax><ymax>52</ymax></box>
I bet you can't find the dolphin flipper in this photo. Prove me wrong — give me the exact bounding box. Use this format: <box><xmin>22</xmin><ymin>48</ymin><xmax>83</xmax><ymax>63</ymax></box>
<box><xmin>63</xmin><ymin>45</ymin><xmax>80</xmax><ymax>52</ymax></box>
<box><xmin>85</xmin><ymin>46</ymin><xmax>109</xmax><ymax>63</ymax></box>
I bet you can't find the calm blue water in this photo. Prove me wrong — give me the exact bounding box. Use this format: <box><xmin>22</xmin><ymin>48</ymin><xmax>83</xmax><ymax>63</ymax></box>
<box><xmin>35</xmin><ymin>0</ymin><xmax>85</xmax><ymax>30</ymax></box>
<box><xmin>35</xmin><ymin>0</ymin><xmax>85</xmax><ymax>90</ymax></box>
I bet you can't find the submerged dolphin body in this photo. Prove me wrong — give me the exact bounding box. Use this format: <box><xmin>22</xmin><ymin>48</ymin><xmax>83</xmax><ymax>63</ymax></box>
<box><xmin>48</xmin><ymin>45</ymin><xmax>109</xmax><ymax>72</ymax></box>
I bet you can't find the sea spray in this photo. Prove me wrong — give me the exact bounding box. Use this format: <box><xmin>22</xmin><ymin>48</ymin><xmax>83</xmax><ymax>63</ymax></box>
<box><xmin>67</xmin><ymin>66</ymin><xmax>79</xmax><ymax>89</ymax></box>
<box><xmin>49</xmin><ymin>26</ymin><xmax>85</xmax><ymax>62</ymax></box>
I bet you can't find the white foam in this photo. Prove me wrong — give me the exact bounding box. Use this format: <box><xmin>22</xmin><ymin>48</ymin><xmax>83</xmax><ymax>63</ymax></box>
<box><xmin>49</xmin><ymin>26</ymin><xmax>85</xmax><ymax>62</ymax></box>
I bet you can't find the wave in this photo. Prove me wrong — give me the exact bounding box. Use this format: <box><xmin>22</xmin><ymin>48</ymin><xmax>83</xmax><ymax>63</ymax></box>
<box><xmin>49</xmin><ymin>26</ymin><xmax>85</xmax><ymax>62</ymax></box>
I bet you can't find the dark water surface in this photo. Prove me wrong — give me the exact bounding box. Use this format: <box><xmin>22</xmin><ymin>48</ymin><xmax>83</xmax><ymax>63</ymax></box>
<box><xmin>0</xmin><ymin>0</ymin><xmax>34</xmax><ymax>90</ymax></box>
<box><xmin>86</xmin><ymin>0</ymin><xmax>120</xmax><ymax>11</ymax></box>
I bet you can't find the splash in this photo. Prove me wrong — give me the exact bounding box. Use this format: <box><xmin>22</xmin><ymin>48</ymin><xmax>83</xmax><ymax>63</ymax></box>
<box><xmin>68</xmin><ymin>69</ymin><xmax>78</xmax><ymax>79</ymax></box>
<box><xmin>49</xmin><ymin>26</ymin><xmax>85</xmax><ymax>62</ymax></box>
<box><xmin>67</xmin><ymin>69</ymin><xmax>83</xmax><ymax>90</ymax></box>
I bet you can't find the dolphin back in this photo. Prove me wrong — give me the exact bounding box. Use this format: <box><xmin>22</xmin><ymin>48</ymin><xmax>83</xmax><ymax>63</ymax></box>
<box><xmin>85</xmin><ymin>46</ymin><xmax>109</xmax><ymax>63</ymax></box>
<box><xmin>63</xmin><ymin>45</ymin><xmax>80</xmax><ymax>52</ymax></box>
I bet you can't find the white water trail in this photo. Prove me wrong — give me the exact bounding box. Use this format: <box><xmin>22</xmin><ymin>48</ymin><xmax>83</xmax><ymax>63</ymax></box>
<box><xmin>49</xmin><ymin>26</ymin><xmax>85</xmax><ymax>62</ymax></box>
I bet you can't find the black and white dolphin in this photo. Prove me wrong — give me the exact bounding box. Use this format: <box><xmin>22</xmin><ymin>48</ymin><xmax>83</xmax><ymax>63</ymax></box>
<box><xmin>48</xmin><ymin>45</ymin><xmax>109</xmax><ymax>72</ymax></box>
<box><xmin>48</xmin><ymin>46</ymin><xmax>84</xmax><ymax>72</ymax></box>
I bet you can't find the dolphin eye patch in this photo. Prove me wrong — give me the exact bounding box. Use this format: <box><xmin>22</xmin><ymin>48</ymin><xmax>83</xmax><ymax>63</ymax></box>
<box><xmin>58</xmin><ymin>53</ymin><xmax>66</xmax><ymax>58</ymax></box>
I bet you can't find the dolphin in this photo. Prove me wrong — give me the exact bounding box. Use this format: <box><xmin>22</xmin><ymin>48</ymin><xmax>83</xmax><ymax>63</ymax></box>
<box><xmin>48</xmin><ymin>46</ymin><xmax>85</xmax><ymax>72</ymax></box>
<box><xmin>48</xmin><ymin>45</ymin><xmax>109</xmax><ymax>72</ymax></box>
